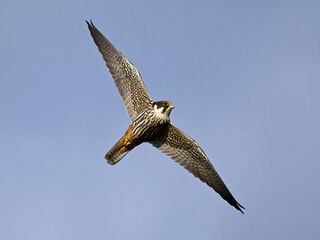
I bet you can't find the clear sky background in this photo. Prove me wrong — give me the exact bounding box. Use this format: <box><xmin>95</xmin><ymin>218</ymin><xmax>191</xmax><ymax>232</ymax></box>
<box><xmin>1</xmin><ymin>0</ymin><xmax>320</xmax><ymax>239</ymax></box>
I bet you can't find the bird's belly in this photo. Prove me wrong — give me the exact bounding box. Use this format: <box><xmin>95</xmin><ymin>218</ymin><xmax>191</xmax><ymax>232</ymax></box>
<box><xmin>132</xmin><ymin>123</ymin><xmax>162</xmax><ymax>141</ymax></box>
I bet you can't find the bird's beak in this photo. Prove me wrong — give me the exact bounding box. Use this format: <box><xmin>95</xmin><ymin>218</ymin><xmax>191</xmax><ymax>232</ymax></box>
<box><xmin>170</xmin><ymin>103</ymin><xmax>175</xmax><ymax>109</ymax></box>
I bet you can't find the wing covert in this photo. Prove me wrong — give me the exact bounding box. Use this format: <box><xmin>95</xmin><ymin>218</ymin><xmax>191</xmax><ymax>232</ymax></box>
<box><xmin>149</xmin><ymin>123</ymin><xmax>244</xmax><ymax>213</ymax></box>
<box><xmin>87</xmin><ymin>20</ymin><xmax>153</xmax><ymax>120</ymax></box>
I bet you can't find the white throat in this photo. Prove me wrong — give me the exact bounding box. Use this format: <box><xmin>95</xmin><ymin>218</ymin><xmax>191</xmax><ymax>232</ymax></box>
<box><xmin>153</xmin><ymin>106</ymin><xmax>170</xmax><ymax>121</ymax></box>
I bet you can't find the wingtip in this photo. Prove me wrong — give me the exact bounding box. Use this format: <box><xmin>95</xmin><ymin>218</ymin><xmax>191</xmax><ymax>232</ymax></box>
<box><xmin>236</xmin><ymin>203</ymin><xmax>245</xmax><ymax>214</ymax></box>
<box><xmin>85</xmin><ymin>19</ymin><xmax>95</xmax><ymax>28</ymax></box>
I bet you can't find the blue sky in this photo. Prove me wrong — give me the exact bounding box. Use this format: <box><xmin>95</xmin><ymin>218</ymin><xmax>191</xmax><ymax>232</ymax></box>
<box><xmin>1</xmin><ymin>0</ymin><xmax>320</xmax><ymax>239</ymax></box>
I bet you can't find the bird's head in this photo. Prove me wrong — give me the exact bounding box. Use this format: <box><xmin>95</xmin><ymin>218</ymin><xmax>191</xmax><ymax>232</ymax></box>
<box><xmin>153</xmin><ymin>101</ymin><xmax>175</xmax><ymax>121</ymax></box>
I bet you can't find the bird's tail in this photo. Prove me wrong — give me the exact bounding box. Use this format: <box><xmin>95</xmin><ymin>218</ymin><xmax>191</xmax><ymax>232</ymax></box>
<box><xmin>105</xmin><ymin>139</ymin><xmax>130</xmax><ymax>165</ymax></box>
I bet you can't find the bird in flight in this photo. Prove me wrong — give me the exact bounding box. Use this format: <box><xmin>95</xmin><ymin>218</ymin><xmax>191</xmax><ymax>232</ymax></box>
<box><xmin>86</xmin><ymin>20</ymin><xmax>244</xmax><ymax>213</ymax></box>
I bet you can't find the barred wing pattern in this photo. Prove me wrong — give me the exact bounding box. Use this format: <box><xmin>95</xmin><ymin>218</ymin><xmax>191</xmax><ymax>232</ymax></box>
<box><xmin>149</xmin><ymin>124</ymin><xmax>244</xmax><ymax>213</ymax></box>
<box><xmin>87</xmin><ymin>21</ymin><xmax>153</xmax><ymax>120</ymax></box>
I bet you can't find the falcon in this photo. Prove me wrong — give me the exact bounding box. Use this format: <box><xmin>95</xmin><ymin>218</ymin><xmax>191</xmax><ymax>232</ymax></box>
<box><xmin>86</xmin><ymin>20</ymin><xmax>245</xmax><ymax>213</ymax></box>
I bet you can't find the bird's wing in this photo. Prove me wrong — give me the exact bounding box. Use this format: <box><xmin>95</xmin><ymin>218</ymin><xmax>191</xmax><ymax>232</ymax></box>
<box><xmin>149</xmin><ymin>123</ymin><xmax>244</xmax><ymax>213</ymax></box>
<box><xmin>87</xmin><ymin>20</ymin><xmax>153</xmax><ymax>120</ymax></box>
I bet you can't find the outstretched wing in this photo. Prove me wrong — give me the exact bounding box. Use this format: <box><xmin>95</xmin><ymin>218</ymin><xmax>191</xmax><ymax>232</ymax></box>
<box><xmin>87</xmin><ymin>20</ymin><xmax>153</xmax><ymax>120</ymax></box>
<box><xmin>149</xmin><ymin>123</ymin><xmax>245</xmax><ymax>213</ymax></box>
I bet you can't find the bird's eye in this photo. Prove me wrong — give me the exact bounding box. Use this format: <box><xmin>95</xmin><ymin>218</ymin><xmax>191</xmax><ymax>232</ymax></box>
<box><xmin>164</xmin><ymin>103</ymin><xmax>168</xmax><ymax>106</ymax></box>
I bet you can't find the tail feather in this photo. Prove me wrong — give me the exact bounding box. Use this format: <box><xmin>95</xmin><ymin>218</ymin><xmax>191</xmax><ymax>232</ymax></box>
<box><xmin>105</xmin><ymin>139</ymin><xmax>130</xmax><ymax>165</ymax></box>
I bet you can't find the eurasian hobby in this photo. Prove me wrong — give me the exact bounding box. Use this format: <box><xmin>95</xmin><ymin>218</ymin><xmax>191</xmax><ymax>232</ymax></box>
<box><xmin>87</xmin><ymin>20</ymin><xmax>244</xmax><ymax>213</ymax></box>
